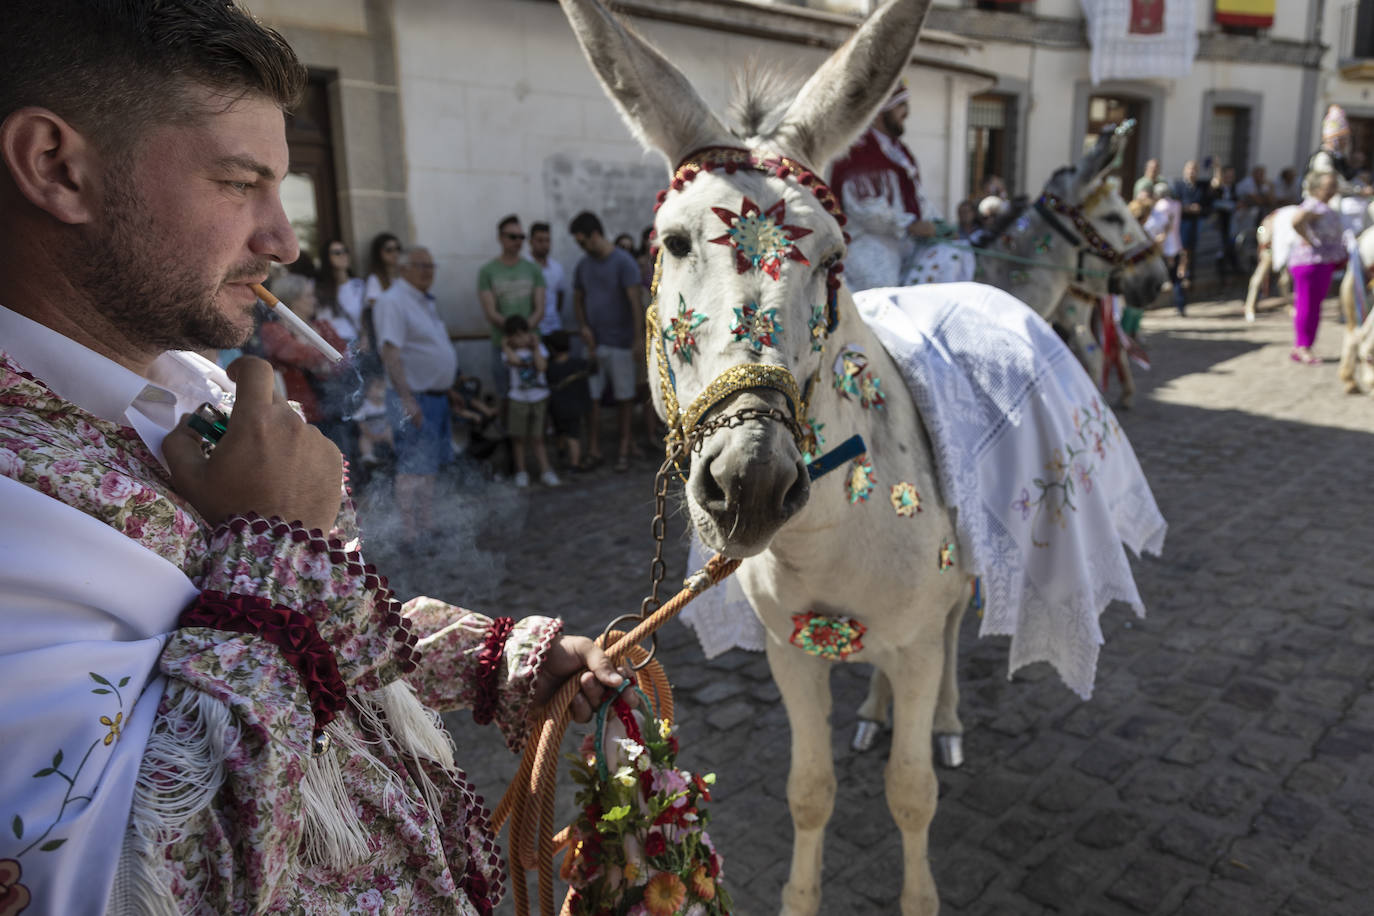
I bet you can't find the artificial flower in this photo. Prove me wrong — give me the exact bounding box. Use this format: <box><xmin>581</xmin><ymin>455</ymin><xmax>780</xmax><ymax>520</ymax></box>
<box><xmin>643</xmin><ymin>873</ymin><xmax>687</xmax><ymax>916</ymax></box>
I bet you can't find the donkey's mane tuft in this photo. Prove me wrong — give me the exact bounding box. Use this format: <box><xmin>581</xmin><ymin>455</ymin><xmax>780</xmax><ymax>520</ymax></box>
<box><xmin>727</xmin><ymin>67</ymin><xmax>801</xmax><ymax>142</ymax></box>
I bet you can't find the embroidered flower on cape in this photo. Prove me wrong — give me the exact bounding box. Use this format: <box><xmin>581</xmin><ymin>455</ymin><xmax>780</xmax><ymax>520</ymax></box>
<box><xmin>710</xmin><ymin>195</ymin><xmax>811</xmax><ymax>280</ymax></box>
<box><xmin>1017</xmin><ymin>399</ymin><xmax>1119</xmax><ymax>548</ymax></box>
<box><xmin>0</xmin><ymin>859</ymin><xmax>30</xmax><ymax>916</ymax></box>
<box><xmin>100</xmin><ymin>712</ymin><xmax>123</xmax><ymax>746</ymax></box>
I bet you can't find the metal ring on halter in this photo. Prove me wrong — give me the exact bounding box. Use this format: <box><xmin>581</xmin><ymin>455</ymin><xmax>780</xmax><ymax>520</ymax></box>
<box><xmin>598</xmin><ymin>613</ymin><xmax>659</xmax><ymax>670</ymax></box>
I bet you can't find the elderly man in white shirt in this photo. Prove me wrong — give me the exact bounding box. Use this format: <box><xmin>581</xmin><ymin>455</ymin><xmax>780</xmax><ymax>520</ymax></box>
<box><xmin>373</xmin><ymin>246</ymin><xmax>457</xmax><ymax>543</ymax></box>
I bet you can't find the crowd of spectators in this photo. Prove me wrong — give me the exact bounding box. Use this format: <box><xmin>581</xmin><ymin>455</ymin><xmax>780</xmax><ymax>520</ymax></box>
<box><xmin>235</xmin><ymin>212</ymin><xmax>658</xmax><ymax>503</ymax></box>
<box><xmin>1125</xmin><ymin>158</ymin><xmax>1313</xmax><ymax>315</ymax></box>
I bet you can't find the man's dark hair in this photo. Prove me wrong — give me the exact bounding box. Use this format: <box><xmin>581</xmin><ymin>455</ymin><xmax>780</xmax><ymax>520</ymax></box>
<box><xmin>498</xmin><ymin>215</ymin><xmax>521</xmax><ymax>236</ymax></box>
<box><xmin>503</xmin><ymin>314</ymin><xmax>530</xmax><ymax>336</ymax></box>
<box><xmin>545</xmin><ymin>329</ymin><xmax>570</xmax><ymax>354</ymax></box>
<box><xmin>530</xmin><ymin>222</ymin><xmax>551</xmax><ymax>237</ymax></box>
<box><xmin>1</xmin><ymin>1</ymin><xmax>307</xmax><ymax>158</ymax></box>
<box><xmin>569</xmin><ymin>211</ymin><xmax>604</xmax><ymax>238</ymax></box>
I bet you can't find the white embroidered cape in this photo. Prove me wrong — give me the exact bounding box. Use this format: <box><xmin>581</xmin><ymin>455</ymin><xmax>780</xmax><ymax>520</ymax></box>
<box><xmin>681</xmin><ymin>283</ymin><xmax>1166</xmax><ymax>698</ymax></box>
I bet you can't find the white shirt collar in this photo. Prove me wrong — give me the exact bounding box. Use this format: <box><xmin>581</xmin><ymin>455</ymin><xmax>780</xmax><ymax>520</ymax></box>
<box><xmin>0</xmin><ymin>303</ymin><xmax>234</xmax><ymax>465</ymax></box>
<box><xmin>395</xmin><ymin>277</ymin><xmax>436</xmax><ymax>304</ymax></box>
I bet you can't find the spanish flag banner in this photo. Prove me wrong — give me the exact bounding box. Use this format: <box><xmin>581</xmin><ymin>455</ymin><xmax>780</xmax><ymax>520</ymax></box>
<box><xmin>1214</xmin><ymin>0</ymin><xmax>1275</xmax><ymax>29</ymax></box>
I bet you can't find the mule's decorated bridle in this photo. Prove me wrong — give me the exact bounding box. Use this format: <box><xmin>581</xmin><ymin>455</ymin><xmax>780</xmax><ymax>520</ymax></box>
<box><xmin>1034</xmin><ymin>186</ymin><xmax>1160</xmax><ymax>271</ymax></box>
<box><xmin>645</xmin><ymin>146</ymin><xmax>850</xmax><ymax>467</ymax></box>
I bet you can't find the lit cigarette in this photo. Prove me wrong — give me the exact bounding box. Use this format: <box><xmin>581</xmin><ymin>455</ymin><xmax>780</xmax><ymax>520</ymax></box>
<box><xmin>251</xmin><ymin>282</ymin><xmax>344</xmax><ymax>363</ymax></box>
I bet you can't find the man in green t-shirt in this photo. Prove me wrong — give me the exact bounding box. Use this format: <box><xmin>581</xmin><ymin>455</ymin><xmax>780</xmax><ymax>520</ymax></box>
<box><xmin>478</xmin><ymin>214</ymin><xmax>546</xmax><ymax>397</ymax></box>
<box><xmin>1133</xmin><ymin>158</ymin><xmax>1160</xmax><ymax>200</ymax></box>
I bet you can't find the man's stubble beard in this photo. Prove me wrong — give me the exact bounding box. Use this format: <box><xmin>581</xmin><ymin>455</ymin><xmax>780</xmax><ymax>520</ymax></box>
<box><xmin>880</xmin><ymin>109</ymin><xmax>904</xmax><ymax>139</ymax></box>
<box><xmin>67</xmin><ymin>179</ymin><xmax>261</xmax><ymax>353</ymax></box>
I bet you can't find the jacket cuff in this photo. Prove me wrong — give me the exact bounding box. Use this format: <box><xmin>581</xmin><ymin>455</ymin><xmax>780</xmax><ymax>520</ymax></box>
<box><xmin>198</xmin><ymin>513</ymin><xmax>417</xmax><ymax>693</ymax></box>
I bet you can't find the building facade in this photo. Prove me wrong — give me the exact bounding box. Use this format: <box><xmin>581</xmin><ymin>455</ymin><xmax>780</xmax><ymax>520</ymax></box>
<box><xmin>254</xmin><ymin>0</ymin><xmax>1354</xmax><ymax>357</ymax></box>
<box><xmin>254</xmin><ymin>0</ymin><xmax>993</xmax><ymax>372</ymax></box>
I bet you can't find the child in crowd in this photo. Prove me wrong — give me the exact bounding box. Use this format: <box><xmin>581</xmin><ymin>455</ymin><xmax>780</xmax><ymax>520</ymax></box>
<box><xmin>501</xmin><ymin>315</ymin><xmax>560</xmax><ymax>487</ymax></box>
<box><xmin>355</xmin><ymin>375</ymin><xmax>393</xmax><ymax>468</ymax></box>
<box><xmin>543</xmin><ymin>329</ymin><xmax>593</xmax><ymax>471</ymax></box>
<box><xmin>448</xmin><ymin>375</ymin><xmax>506</xmax><ymax>471</ymax></box>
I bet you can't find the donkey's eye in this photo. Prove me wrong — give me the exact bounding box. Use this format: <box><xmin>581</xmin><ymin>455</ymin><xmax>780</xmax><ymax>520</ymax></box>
<box><xmin>818</xmin><ymin>251</ymin><xmax>843</xmax><ymax>271</ymax></box>
<box><xmin>1102</xmin><ymin>213</ymin><xmax>1125</xmax><ymax>226</ymax></box>
<box><xmin>663</xmin><ymin>234</ymin><xmax>692</xmax><ymax>258</ymax></box>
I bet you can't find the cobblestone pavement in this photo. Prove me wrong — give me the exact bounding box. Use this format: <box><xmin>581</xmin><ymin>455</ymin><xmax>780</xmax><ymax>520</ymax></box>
<box><xmin>363</xmin><ymin>292</ymin><xmax>1374</xmax><ymax>915</ymax></box>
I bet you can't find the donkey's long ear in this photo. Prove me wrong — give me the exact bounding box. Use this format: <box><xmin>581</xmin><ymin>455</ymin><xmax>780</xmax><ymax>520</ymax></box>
<box><xmin>770</xmin><ymin>0</ymin><xmax>933</xmax><ymax>170</ymax></box>
<box><xmin>559</xmin><ymin>0</ymin><xmax>730</xmax><ymax>167</ymax></box>
<box><xmin>1077</xmin><ymin>120</ymin><xmax>1134</xmax><ymax>189</ymax></box>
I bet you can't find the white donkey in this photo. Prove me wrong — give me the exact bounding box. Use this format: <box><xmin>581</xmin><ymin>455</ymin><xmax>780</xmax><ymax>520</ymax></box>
<box><xmin>560</xmin><ymin>1</ymin><xmax>1163</xmax><ymax>912</ymax></box>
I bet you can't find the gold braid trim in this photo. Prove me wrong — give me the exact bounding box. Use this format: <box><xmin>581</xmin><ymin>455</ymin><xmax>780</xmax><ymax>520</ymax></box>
<box><xmin>678</xmin><ymin>363</ymin><xmax>803</xmax><ymax>440</ymax></box>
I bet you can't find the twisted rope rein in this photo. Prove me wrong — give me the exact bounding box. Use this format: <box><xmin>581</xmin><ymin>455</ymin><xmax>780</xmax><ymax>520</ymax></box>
<box><xmin>493</xmin><ymin>447</ymin><xmax>741</xmax><ymax>916</ymax></box>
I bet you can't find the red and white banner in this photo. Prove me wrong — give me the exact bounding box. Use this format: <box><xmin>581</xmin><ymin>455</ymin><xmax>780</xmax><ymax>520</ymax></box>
<box><xmin>1081</xmin><ymin>0</ymin><xmax>1197</xmax><ymax>85</ymax></box>
<box><xmin>1129</xmin><ymin>0</ymin><xmax>1164</xmax><ymax>34</ymax></box>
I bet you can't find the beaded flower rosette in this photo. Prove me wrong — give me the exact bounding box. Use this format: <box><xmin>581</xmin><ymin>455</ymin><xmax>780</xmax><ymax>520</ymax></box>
<box><xmin>562</xmin><ymin>687</ymin><xmax>731</xmax><ymax>916</ymax></box>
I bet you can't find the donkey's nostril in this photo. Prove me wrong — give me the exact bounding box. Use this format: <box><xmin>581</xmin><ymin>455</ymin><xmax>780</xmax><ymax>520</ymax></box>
<box><xmin>779</xmin><ymin>457</ymin><xmax>810</xmax><ymax>519</ymax></box>
<box><xmin>696</xmin><ymin>456</ymin><xmax>728</xmax><ymax>514</ymax></box>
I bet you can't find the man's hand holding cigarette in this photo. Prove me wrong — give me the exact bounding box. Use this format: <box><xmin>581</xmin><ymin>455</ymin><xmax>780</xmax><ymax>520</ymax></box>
<box><xmin>164</xmin><ymin>357</ymin><xmax>344</xmax><ymax>531</ymax></box>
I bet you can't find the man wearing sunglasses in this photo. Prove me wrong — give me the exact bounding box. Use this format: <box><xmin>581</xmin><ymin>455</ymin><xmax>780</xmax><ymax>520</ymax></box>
<box><xmin>478</xmin><ymin>214</ymin><xmax>546</xmax><ymax>400</ymax></box>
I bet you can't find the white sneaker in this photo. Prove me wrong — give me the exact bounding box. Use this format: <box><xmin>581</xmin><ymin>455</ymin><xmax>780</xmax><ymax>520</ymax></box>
<box><xmin>514</xmin><ymin>471</ymin><xmax>530</xmax><ymax>488</ymax></box>
<box><xmin>541</xmin><ymin>470</ymin><xmax>562</xmax><ymax>487</ymax></box>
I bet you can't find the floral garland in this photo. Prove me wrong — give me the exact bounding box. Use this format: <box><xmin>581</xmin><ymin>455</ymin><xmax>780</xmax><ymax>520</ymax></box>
<box><xmin>563</xmin><ymin>695</ymin><xmax>731</xmax><ymax>916</ymax></box>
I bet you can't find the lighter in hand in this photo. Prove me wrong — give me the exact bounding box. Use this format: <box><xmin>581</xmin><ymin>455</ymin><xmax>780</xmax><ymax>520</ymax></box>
<box><xmin>187</xmin><ymin>402</ymin><xmax>229</xmax><ymax>453</ymax></box>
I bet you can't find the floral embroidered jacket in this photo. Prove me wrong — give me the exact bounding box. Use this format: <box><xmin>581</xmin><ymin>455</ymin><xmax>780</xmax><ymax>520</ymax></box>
<box><xmin>0</xmin><ymin>352</ymin><xmax>561</xmax><ymax>914</ymax></box>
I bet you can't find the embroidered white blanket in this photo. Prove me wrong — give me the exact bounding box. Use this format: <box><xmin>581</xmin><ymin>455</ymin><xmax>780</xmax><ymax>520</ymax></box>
<box><xmin>681</xmin><ymin>282</ymin><xmax>1166</xmax><ymax>698</ymax></box>
<box><xmin>0</xmin><ymin>475</ymin><xmax>189</xmax><ymax>915</ymax></box>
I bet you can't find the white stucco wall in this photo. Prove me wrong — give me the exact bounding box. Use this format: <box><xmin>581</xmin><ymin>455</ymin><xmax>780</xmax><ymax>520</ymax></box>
<box><xmin>392</xmin><ymin>0</ymin><xmax>988</xmax><ymax>351</ymax></box>
<box><xmin>252</xmin><ymin>0</ymin><xmax>369</xmax><ymax>33</ymax></box>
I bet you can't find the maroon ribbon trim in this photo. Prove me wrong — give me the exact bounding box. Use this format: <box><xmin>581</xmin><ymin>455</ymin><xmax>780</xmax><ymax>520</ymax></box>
<box><xmin>471</xmin><ymin>617</ymin><xmax>516</xmax><ymax>726</ymax></box>
<box><xmin>181</xmin><ymin>590</ymin><xmax>348</xmax><ymax>732</ymax></box>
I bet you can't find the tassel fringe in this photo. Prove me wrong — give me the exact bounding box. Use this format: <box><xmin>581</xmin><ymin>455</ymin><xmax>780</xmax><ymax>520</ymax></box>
<box><xmin>113</xmin><ymin>679</ymin><xmax>459</xmax><ymax>904</ymax></box>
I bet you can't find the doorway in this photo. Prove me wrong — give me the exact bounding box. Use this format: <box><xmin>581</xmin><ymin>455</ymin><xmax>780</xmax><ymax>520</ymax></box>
<box><xmin>1084</xmin><ymin>95</ymin><xmax>1143</xmax><ymax>187</ymax></box>
<box><xmin>284</xmin><ymin>72</ymin><xmax>340</xmax><ymax>271</ymax></box>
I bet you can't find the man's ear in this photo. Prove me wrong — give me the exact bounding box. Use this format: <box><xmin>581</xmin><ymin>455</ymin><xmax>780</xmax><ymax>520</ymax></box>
<box><xmin>0</xmin><ymin>107</ymin><xmax>102</xmax><ymax>225</ymax></box>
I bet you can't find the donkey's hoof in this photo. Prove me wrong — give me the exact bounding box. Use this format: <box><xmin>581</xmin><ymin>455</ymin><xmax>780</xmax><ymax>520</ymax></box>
<box><xmin>935</xmin><ymin>733</ymin><xmax>964</xmax><ymax>769</ymax></box>
<box><xmin>851</xmin><ymin>719</ymin><xmax>884</xmax><ymax>753</ymax></box>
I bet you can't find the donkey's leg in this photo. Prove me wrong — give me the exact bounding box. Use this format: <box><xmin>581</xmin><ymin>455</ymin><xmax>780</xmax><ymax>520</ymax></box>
<box><xmin>766</xmin><ymin>637</ymin><xmax>835</xmax><ymax>916</ymax></box>
<box><xmin>932</xmin><ymin>594</ymin><xmax>967</xmax><ymax>768</ymax></box>
<box><xmin>852</xmin><ymin>667</ymin><xmax>892</xmax><ymax>752</ymax></box>
<box><xmin>883</xmin><ymin>645</ymin><xmax>944</xmax><ymax>916</ymax></box>
<box><xmin>1243</xmin><ymin>248</ymin><xmax>1270</xmax><ymax>321</ymax></box>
